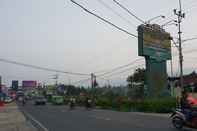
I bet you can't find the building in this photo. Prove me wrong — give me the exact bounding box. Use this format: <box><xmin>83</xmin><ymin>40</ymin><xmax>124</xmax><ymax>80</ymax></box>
<box><xmin>168</xmin><ymin>72</ymin><xmax>197</xmax><ymax>98</ymax></box>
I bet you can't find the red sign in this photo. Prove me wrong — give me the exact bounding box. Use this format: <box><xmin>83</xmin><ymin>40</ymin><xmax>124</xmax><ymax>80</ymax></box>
<box><xmin>22</xmin><ymin>81</ymin><xmax>37</xmax><ymax>88</ymax></box>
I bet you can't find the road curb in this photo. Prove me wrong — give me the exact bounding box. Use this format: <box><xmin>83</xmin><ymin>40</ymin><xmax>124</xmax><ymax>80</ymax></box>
<box><xmin>20</xmin><ymin>109</ymin><xmax>49</xmax><ymax>131</ymax></box>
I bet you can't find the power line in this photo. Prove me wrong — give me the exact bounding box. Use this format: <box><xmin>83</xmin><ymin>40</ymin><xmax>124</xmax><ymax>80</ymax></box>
<box><xmin>173</xmin><ymin>48</ymin><xmax>197</xmax><ymax>57</ymax></box>
<box><xmin>70</xmin><ymin>0</ymin><xmax>173</xmax><ymax>47</ymax></box>
<box><xmin>159</xmin><ymin>0</ymin><xmax>197</xmax><ymax>23</ymax></box>
<box><xmin>183</xmin><ymin>49</ymin><xmax>197</xmax><ymax>55</ymax></box>
<box><xmin>94</xmin><ymin>58</ymin><xmax>144</xmax><ymax>74</ymax></box>
<box><xmin>70</xmin><ymin>0</ymin><xmax>138</xmax><ymax>38</ymax></box>
<box><xmin>72</xmin><ymin>78</ymin><xmax>91</xmax><ymax>85</ymax></box>
<box><xmin>73</xmin><ymin>59</ymin><xmax>144</xmax><ymax>85</ymax></box>
<box><xmin>0</xmin><ymin>58</ymin><xmax>90</xmax><ymax>76</ymax></box>
<box><xmin>171</xmin><ymin>48</ymin><xmax>197</xmax><ymax>77</ymax></box>
<box><xmin>184</xmin><ymin>0</ymin><xmax>197</xmax><ymax>7</ymax></box>
<box><xmin>96</xmin><ymin>58</ymin><xmax>144</xmax><ymax>77</ymax></box>
<box><xmin>170</xmin><ymin>37</ymin><xmax>197</xmax><ymax>47</ymax></box>
<box><xmin>184</xmin><ymin>0</ymin><xmax>197</xmax><ymax>13</ymax></box>
<box><xmin>98</xmin><ymin>64</ymin><xmax>145</xmax><ymax>78</ymax></box>
<box><xmin>173</xmin><ymin>0</ymin><xmax>185</xmax><ymax>90</ymax></box>
<box><xmin>182</xmin><ymin>37</ymin><xmax>197</xmax><ymax>45</ymax></box>
<box><xmin>112</xmin><ymin>0</ymin><xmax>145</xmax><ymax>24</ymax></box>
<box><xmin>75</xmin><ymin>64</ymin><xmax>145</xmax><ymax>85</ymax></box>
<box><xmin>96</xmin><ymin>0</ymin><xmax>137</xmax><ymax>28</ymax></box>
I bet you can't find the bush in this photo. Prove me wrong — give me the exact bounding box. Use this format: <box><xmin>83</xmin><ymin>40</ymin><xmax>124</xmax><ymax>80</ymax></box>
<box><xmin>96</xmin><ymin>97</ymin><xmax>112</xmax><ymax>109</ymax></box>
<box><xmin>96</xmin><ymin>97</ymin><xmax>176</xmax><ymax>113</ymax></box>
<box><xmin>130</xmin><ymin>98</ymin><xmax>176</xmax><ymax>113</ymax></box>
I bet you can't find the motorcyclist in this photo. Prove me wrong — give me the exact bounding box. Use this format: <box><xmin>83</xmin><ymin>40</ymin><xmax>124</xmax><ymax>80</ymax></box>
<box><xmin>180</xmin><ymin>92</ymin><xmax>197</xmax><ymax>121</ymax></box>
<box><xmin>22</xmin><ymin>97</ymin><xmax>26</xmax><ymax>106</ymax></box>
<box><xmin>85</xmin><ymin>97</ymin><xmax>91</xmax><ymax>109</ymax></box>
<box><xmin>69</xmin><ymin>97</ymin><xmax>76</xmax><ymax>109</ymax></box>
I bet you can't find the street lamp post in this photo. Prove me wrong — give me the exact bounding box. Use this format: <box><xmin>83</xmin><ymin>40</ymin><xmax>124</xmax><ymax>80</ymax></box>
<box><xmin>161</xmin><ymin>20</ymin><xmax>178</xmax><ymax>28</ymax></box>
<box><xmin>146</xmin><ymin>15</ymin><xmax>165</xmax><ymax>24</ymax></box>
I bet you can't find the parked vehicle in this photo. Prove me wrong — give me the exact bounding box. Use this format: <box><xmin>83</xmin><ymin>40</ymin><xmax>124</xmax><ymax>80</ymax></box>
<box><xmin>16</xmin><ymin>91</ymin><xmax>24</xmax><ymax>100</ymax></box>
<box><xmin>171</xmin><ymin>108</ymin><xmax>197</xmax><ymax>129</ymax></box>
<box><xmin>51</xmin><ymin>95</ymin><xmax>64</xmax><ymax>105</ymax></box>
<box><xmin>34</xmin><ymin>96</ymin><xmax>46</xmax><ymax>105</ymax></box>
<box><xmin>4</xmin><ymin>96</ymin><xmax>13</xmax><ymax>103</ymax></box>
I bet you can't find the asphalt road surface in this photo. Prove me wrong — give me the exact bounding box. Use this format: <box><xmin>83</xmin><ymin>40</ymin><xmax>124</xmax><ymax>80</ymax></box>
<box><xmin>20</xmin><ymin>102</ymin><xmax>195</xmax><ymax>131</ymax></box>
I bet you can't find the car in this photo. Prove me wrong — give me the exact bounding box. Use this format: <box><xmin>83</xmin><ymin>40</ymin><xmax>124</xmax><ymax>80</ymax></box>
<box><xmin>34</xmin><ymin>96</ymin><xmax>46</xmax><ymax>105</ymax></box>
<box><xmin>16</xmin><ymin>91</ymin><xmax>24</xmax><ymax>100</ymax></box>
<box><xmin>4</xmin><ymin>96</ymin><xmax>13</xmax><ymax>103</ymax></box>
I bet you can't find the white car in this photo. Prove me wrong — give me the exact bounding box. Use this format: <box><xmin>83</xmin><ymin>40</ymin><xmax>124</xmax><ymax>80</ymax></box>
<box><xmin>4</xmin><ymin>96</ymin><xmax>13</xmax><ymax>103</ymax></box>
<box><xmin>34</xmin><ymin>96</ymin><xmax>46</xmax><ymax>105</ymax></box>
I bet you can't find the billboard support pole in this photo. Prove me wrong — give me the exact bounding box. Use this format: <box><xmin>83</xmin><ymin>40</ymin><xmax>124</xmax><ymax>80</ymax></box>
<box><xmin>138</xmin><ymin>24</ymin><xmax>172</xmax><ymax>98</ymax></box>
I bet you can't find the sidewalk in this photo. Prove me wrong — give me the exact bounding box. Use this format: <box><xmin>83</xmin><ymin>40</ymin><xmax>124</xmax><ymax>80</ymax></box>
<box><xmin>0</xmin><ymin>102</ymin><xmax>37</xmax><ymax>131</ymax></box>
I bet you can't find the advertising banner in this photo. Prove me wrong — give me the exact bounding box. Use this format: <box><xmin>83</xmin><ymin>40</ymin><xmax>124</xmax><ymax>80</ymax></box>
<box><xmin>12</xmin><ymin>80</ymin><xmax>18</xmax><ymax>90</ymax></box>
<box><xmin>22</xmin><ymin>81</ymin><xmax>37</xmax><ymax>88</ymax></box>
<box><xmin>138</xmin><ymin>24</ymin><xmax>171</xmax><ymax>61</ymax></box>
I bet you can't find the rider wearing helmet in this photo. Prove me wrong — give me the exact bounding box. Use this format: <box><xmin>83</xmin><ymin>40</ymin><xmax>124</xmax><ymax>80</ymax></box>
<box><xmin>180</xmin><ymin>92</ymin><xmax>197</xmax><ymax>121</ymax></box>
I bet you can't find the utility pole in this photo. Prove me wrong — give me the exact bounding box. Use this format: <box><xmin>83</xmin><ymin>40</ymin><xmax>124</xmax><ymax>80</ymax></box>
<box><xmin>91</xmin><ymin>73</ymin><xmax>97</xmax><ymax>88</ymax></box>
<box><xmin>0</xmin><ymin>76</ymin><xmax>2</xmax><ymax>93</ymax></box>
<box><xmin>53</xmin><ymin>74</ymin><xmax>59</xmax><ymax>87</ymax></box>
<box><xmin>91</xmin><ymin>73</ymin><xmax>96</xmax><ymax>101</ymax></box>
<box><xmin>107</xmin><ymin>79</ymin><xmax>110</xmax><ymax>88</ymax></box>
<box><xmin>170</xmin><ymin>59</ymin><xmax>173</xmax><ymax>77</ymax></box>
<box><xmin>174</xmin><ymin>0</ymin><xmax>185</xmax><ymax>92</ymax></box>
<box><xmin>91</xmin><ymin>73</ymin><xmax>94</xmax><ymax>89</ymax></box>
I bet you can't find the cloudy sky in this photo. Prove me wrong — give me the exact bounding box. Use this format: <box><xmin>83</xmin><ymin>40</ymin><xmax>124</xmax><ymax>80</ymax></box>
<box><xmin>0</xmin><ymin>0</ymin><xmax>197</xmax><ymax>87</ymax></box>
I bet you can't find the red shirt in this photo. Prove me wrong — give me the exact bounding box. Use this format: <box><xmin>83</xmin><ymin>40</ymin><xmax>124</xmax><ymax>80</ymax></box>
<box><xmin>187</xmin><ymin>95</ymin><xmax>197</xmax><ymax>106</ymax></box>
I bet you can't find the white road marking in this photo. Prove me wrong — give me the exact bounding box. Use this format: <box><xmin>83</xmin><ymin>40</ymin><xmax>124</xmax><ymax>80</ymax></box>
<box><xmin>23</xmin><ymin>110</ymin><xmax>49</xmax><ymax>131</ymax></box>
<box><xmin>88</xmin><ymin>115</ymin><xmax>111</xmax><ymax>121</ymax></box>
<box><xmin>105</xmin><ymin>118</ymin><xmax>111</xmax><ymax>121</ymax></box>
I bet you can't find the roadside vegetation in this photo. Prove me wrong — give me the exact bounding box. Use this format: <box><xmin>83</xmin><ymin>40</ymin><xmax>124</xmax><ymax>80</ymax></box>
<box><xmin>31</xmin><ymin>68</ymin><xmax>176</xmax><ymax>113</ymax></box>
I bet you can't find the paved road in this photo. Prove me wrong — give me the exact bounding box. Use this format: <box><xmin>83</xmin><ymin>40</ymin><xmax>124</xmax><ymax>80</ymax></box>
<box><xmin>20</xmin><ymin>102</ymin><xmax>195</xmax><ymax>131</ymax></box>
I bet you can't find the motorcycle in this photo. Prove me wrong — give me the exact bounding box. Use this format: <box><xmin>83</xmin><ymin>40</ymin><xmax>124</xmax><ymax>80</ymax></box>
<box><xmin>69</xmin><ymin>98</ymin><xmax>76</xmax><ymax>110</ymax></box>
<box><xmin>22</xmin><ymin>98</ymin><xmax>26</xmax><ymax>106</ymax></box>
<box><xmin>170</xmin><ymin>108</ymin><xmax>197</xmax><ymax>129</ymax></box>
<box><xmin>85</xmin><ymin>99</ymin><xmax>92</xmax><ymax>110</ymax></box>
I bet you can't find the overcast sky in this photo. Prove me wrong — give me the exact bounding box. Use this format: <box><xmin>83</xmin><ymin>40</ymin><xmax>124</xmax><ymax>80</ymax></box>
<box><xmin>0</xmin><ymin>0</ymin><xmax>197</xmax><ymax>87</ymax></box>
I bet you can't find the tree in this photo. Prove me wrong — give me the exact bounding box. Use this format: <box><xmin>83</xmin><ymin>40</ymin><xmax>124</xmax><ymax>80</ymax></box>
<box><xmin>127</xmin><ymin>68</ymin><xmax>145</xmax><ymax>88</ymax></box>
<box><xmin>126</xmin><ymin>68</ymin><xmax>145</xmax><ymax>100</ymax></box>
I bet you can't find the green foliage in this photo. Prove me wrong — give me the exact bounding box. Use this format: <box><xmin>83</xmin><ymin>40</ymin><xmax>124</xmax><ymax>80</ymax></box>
<box><xmin>127</xmin><ymin>68</ymin><xmax>145</xmax><ymax>87</ymax></box>
<box><xmin>130</xmin><ymin>98</ymin><xmax>176</xmax><ymax>113</ymax></box>
<box><xmin>96</xmin><ymin>97</ymin><xmax>112</xmax><ymax>109</ymax></box>
<box><xmin>96</xmin><ymin>97</ymin><xmax>176</xmax><ymax>113</ymax></box>
<box><xmin>127</xmin><ymin>85</ymin><xmax>144</xmax><ymax>100</ymax></box>
<box><xmin>96</xmin><ymin>97</ymin><xmax>130</xmax><ymax>111</ymax></box>
<box><xmin>126</xmin><ymin>68</ymin><xmax>145</xmax><ymax>99</ymax></box>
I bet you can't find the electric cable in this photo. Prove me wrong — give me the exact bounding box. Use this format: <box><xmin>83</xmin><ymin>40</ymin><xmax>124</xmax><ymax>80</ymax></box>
<box><xmin>95</xmin><ymin>58</ymin><xmax>144</xmax><ymax>76</ymax></box>
<box><xmin>70</xmin><ymin>0</ymin><xmax>138</xmax><ymax>38</ymax></box>
<box><xmin>0</xmin><ymin>58</ymin><xmax>90</xmax><ymax>76</ymax></box>
<box><xmin>96</xmin><ymin>0</ymin><xmax>137</xmax><ymax>28</ymax></box>
<box><xmin>112</xmin><ymin>0</ymin><xmax>145</xmax><ymax>24</ymax></box>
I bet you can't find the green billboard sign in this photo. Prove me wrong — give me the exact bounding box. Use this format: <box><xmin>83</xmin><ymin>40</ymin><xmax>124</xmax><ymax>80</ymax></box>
<box><xmin>138</xmin><ymin>24</ymin><xmax>171</xmax><ymax>61</ymax></box>
<box><xmin>137</xmin><ymin>24</ymin><xmax>172</xmax><ymax>98</ymax></box>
